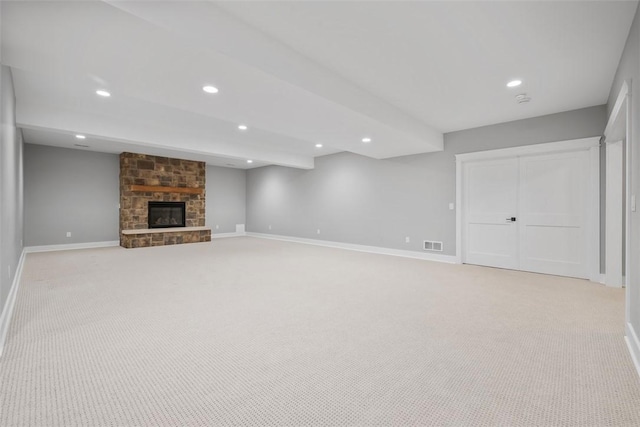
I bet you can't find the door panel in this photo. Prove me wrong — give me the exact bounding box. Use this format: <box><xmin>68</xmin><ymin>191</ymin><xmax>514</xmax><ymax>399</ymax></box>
<box><xmin>464</xmin><ymin>158</ymin><xmax>518</xmax><ymax>269</ymax></box>
<box><xmin>467</xmin><ymin>223</ymin><xmax>518</xmax><ymax>268</ymax></box>
<box><xmin>519</xmin><ymin>151</ymin><xmax>588</xmax><ymax>278</ymax></box>
<box><xmin>521</xmin><ymin>226</ymin><xmax>583</xmax><ymax>277</ymax></box>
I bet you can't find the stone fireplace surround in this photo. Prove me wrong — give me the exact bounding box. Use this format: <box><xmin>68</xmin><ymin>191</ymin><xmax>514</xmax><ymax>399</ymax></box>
<box><xmin>119</xmin><ymin>152</ymin><xmax>211</xmax><ymax>248</ymax></box>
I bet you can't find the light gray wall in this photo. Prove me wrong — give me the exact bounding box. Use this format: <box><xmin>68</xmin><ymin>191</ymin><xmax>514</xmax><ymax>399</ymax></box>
<box><xmin>608</xmin><ymin>3</ymin><xmax>640</xmax><ymax>333</ymax></box>
<box><xmin>23</xmin><ymin>146</ymin><xmax>248</xmax><ymax>244</ymax></box>
<box><xmin>24</xmin><ymin>144</ymin><xmax>119</xmax><ymax>246</ymax></box>
<box><xmin>205</xmin><ymin>165</ymin><xmax>246</xmax><ymax>233</ymax></box>
<box><xmin>0</xmin><ymin>65</ymin><xmax>24</xmax><ymax>312</ymax></box>
<box><xmin>246</xmin><ymin>105</ymin><xmax>606</xmax><ymax>256</ymax></box>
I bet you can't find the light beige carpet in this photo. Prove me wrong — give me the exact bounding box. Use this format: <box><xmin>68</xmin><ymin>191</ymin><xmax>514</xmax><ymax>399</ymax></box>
<box><xmin>1</xmin><ymin>237</ymin><xmax>639</xmax><ymax>426</ymax></box>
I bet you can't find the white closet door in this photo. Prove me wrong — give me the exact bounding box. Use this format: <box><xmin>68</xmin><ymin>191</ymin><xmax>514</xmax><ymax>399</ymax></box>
<box><xmin>464</xmin><ymin>158</ymin><xmax>519</xmax><ymax>270</ymax></box>
<box><xmin>462</xmin><ymin>150</ymin><xmax>590</xmax><ymax>279</ymax></box>
<box><xmin>518</xmin><ymin>151</ymin><xmax>588</xmax><ymax>278</ymax></box>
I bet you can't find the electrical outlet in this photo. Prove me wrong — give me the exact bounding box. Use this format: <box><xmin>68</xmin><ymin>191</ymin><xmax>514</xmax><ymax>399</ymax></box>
<box><xmin>7</xmin><ymin>265</ymin><xmax>11</xmax><ymax>279</ymax></box>
<box><xmin>215</xmin><ymin>224</ymin><xmax>219</xmax><ymax>229</ymax></box>
<box><xmin>268</xmin><ymin>225</ymin><xmax>272</xmax><ymax>230</ymax></box>
<box><xmin>405</xmin><ymin>236</ymin><xmax>410</xmax><ymax>243</ymax></box>
<box><xmin>317</xmin><ymin>229</ymin><xmax>321</xmax><ymax>234</ymax></box>
<box><xmin>66</xmin><ymin>232</ymin><xmax>71</xmax><ymax>238</ymax></box>
<box><xmin>449</xmin><ymin>203</ymin><xmax>455</xmax><ymax>210</ymax></box>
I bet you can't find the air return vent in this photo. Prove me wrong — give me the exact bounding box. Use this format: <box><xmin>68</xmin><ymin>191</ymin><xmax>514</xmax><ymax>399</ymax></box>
<box><xmin>423</xmin><ymin>240</ymin><xmax>443</xmax><ymax>252</ymax></box>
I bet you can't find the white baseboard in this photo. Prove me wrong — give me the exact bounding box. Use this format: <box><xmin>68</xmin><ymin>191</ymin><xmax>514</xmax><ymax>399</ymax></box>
<box><xmin>0</xmin><ymin>248</ymin><xmax>26</xmax><ymax>358</ymax></box>
<box><xmin>212</xmin><ymin>232</ymin><xmax>247</xmax><ymax>239</ymax></box>
<box><xmin>626</xmin><ymin>322</ymin><xmax>640</xmax><ymax>379</ymax></box>
<box><xmin>24</xmin><ymin>240</ymin><xmax>120</xmax><ymax>253</ymax></box>
<box><xmin>246</xmin><ymin>232</ymin><xmax>458</xmax><ymax>264</ymax></box>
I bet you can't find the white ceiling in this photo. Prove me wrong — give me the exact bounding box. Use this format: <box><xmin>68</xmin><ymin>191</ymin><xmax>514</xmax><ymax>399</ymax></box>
<box><xmin>2</xmin><ymin>1</ymin><xmax>636</xmax><ymax>169</ymax></box>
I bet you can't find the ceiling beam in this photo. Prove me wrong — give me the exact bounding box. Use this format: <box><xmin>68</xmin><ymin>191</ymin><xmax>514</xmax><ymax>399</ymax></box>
<box><xmin>104</xmin><ymin>0</ymin><xmax>444</xmax><ymax>155</ymax></box>
<box><xmin>17</xmin><ymin>103</ymin><xmax>315</xmax><ymax>169</ymax></box>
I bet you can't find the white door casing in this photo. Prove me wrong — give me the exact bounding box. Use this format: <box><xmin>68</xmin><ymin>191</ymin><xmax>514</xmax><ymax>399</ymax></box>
<box><xmin>455</xmin><ymin>137</ymin><xmax>601</xmax><ymax>281</ymax></box>
<box><xmin>605</xmin><ymin>140</ymin><xmax>624</xmax><ymax>288</ymax></box>
<box><xmin>603</xmin><ymin>81</ymin><xmax>636</xmax><ymax>369</ymax></box>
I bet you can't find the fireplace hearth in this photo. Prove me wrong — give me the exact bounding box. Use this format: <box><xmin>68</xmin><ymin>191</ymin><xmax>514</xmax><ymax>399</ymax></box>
<box><xmin>148</xmin><ymin>201</ymin><xmax>186</xmax><ymax>229</ymax></box>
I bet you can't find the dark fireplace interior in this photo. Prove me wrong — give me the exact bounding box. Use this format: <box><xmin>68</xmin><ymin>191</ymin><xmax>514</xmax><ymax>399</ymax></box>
<box><xmin>148</xmin><ymin>201</ymin><xmax>186</xmax><ymax>229</ymax></box>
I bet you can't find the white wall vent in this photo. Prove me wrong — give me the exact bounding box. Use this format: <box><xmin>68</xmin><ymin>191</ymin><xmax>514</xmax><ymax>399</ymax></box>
<box><xmin>423</xmin><ymin>240</ymin><xmax>443</xmax><ymax>252</ymax></box>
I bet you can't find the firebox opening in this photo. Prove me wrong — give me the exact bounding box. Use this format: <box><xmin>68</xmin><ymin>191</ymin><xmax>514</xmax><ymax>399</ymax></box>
<box><xmin>148</xmin><ymin>201</ymin><xmax>186</xmax><ymax>229</ymax></box>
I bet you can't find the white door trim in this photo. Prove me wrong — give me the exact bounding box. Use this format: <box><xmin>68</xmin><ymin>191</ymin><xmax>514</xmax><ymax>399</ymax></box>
<box><xmin>455</xmin><ymin>136</ymin><xmax>601</xmax><ymax>283</ymax></box>
<box><xmin>604</xmin><ymin>81</ymin><xmax>629</xmax><ymax>141</ymax></box>
<box><xmin>588</xmin><ymin>143</ymin><xmax>601</xmax><ymax>283</ymax></box>
<box><xmin>604</xmin><ymin>80</ymin><xmax>633</xmax><ymax>330</ymax></box>
<box><xmin>455</xmin><ymin>137</ymin><xmax>601</xmax><ymax>163</ymax></box>
<box><xmin>605</xmin><ymin>140</ymin><xmax>624</xmax><ymax>288</ymax></box>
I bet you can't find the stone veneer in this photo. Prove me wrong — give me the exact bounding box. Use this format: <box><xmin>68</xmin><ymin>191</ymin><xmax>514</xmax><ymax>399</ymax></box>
<box><xmin>119</xmin><ymin>152</ymin><xmax>211</xmax><ymax>248</ymax></box>
<box><xmin>120</xmin><ymin>228</ymin><xmax>211</xmax><ymax>249</ymax></box>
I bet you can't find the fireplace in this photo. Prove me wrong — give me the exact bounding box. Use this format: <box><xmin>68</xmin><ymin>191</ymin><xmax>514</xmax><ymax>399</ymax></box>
<box><xmin>148</xmin><ymin>201</ymin><xmax>186</xmax><ymax>229</ymax></box>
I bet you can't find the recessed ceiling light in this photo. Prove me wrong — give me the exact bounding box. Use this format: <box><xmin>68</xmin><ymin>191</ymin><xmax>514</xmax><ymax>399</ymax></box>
<box><xmin>507</xmin><ymin>80</ymin><xmax>522</xmax><ymax>88</ymax></box>
<box><xmin>202</xmin><ymin>85</ymin><xmax>219</xmax><ymax>94</ymax></box>
<box><xmin>247</xmin><ymin>159</ymin><xmax>253</xmax><ymax>164</ymax></box>
<box><xmin>315</xmin><ymin>143</ymin><xmax>323</xmax><ymax>148</ymax></box>
<box><xmin>238</xmin><ymin>124</ymin><xmax>248</xmax><ymax>131</ymax></box>
<box><xmin>362</xmin><ymin>137</ymin><xmax>372</xmax><ymax>143</ymax></box>
<box><xmin>96</xmin><ymin>90</ymin><xmax>111</xmax><ymax>97</ymax></box>
<box><xmin>75</xmin><ymin>134</ymin><xmax>86</xmax><ymax>139</ymax></box>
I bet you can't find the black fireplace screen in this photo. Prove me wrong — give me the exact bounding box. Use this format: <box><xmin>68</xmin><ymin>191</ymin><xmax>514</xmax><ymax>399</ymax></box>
<box><xmin>148</xmin><ymin>201</ymin><xmax>186</xmax><ymax>228</ymax></box>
